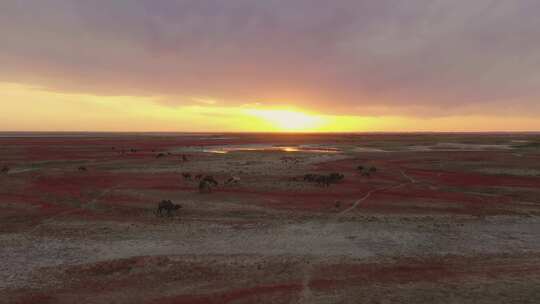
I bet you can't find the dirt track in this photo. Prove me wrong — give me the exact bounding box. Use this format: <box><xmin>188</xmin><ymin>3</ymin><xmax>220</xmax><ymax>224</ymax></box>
<box><xmin>1</xmin><ymin>133</ymin><xmax>540</xmax><ymax>303</ymax></box>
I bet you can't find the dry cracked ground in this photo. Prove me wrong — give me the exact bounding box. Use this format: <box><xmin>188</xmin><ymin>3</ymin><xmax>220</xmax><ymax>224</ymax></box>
<box><xmin>1</xmin><ymin>133</ymin><xmax>540</xmax><ymax>303</ymax></box>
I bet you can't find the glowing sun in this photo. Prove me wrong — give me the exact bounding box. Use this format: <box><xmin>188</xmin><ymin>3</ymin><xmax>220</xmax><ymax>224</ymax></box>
<box><xmin>246</xmin><ymin>108</ymin><xmax>325</xmax><ymax>131</ymax></box>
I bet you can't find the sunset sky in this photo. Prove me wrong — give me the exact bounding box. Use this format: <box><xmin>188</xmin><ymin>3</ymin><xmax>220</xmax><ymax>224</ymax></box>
<box><xmin>1</xmin><ymin>1</ymin><xmax>540</xmax><ymax>132</ymax></box>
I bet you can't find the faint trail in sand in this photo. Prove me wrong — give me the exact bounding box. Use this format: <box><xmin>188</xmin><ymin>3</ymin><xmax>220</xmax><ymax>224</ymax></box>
<box><xmin>400</xmin><ymin>169</ymin><xmax>417</xmax><ymax>184</ymax></box>
<box><xmin>339</xmin><ymin>185</ymin><xmax>388</xmax><ymax>215</ymax></box>
<box><xmin>297</xmin><ymin>169</ymin><xmax>416</xmax><ymax>302</ymax></box>
<box><xmin>339</xmin><ymin>171</ymin><xmax>414</xmax><ymax>216</ymax></box>
<box><xmin>298</xmin><ymin>262</ymin><xmax>314</xmax><ymax>304</ymax></box>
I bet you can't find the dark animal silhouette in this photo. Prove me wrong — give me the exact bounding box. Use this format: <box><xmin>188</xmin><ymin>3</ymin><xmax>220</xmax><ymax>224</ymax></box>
<box><xmin>182</xmin><ymin>154</ymin><xmax>188</xmax><ymax>162</ymax></box>
<box><xmin>156</xmin><ymin>153</ymin><xmax>165</xmax><ymax>158</ymax></box>
<box><xmin>328</xmin><ymin>173</ymin><xmax>344</xmax><ymax>183</ymax></box>
<box><xmin>78</xmin><ymin>166</ymin><xmax>87</xmax><ymax>172</ymax></box>
<box><xmin>357</xmin><ymin>165</ymin><xmax>364</xmax><ymax>171</ymax></box>
<box><xmin>156</xmin><ymin>200</ymin><xmax>181</xmax><ymax>216</ymax></box>
<box><xmin>182</xmin><ymin>172</ymin><xmax>192</xmax><ymax>180</ymax></box>
<box><xmin>195</xmin><ymin>174</ymin><xmax>203</xmax><ymax>180</ymax></box>
<box><xmin>304</xmin><ymin>173</ymin><xmax>344</xmax><ymax>187</ymax></box>
<box><xmin>1</xmin><ymin>166</ymin><xmax>9</xmax><ymax>174</ymax></box>
<box><xmin>130</xmin><ymin>148</ymin><xmax>137</xmax><ymax>153</ymax></box>
<box><xmin>369</xmin><ymin>166</ymin><xmax>377</xmax><ymax>173</ymax></box>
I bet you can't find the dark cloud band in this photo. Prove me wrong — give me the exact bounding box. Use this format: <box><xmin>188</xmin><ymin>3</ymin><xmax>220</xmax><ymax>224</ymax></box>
<box><xmin>1</xmin><ymin>0</ymin><xmax>539</xmax><ymax>117</ymax></box>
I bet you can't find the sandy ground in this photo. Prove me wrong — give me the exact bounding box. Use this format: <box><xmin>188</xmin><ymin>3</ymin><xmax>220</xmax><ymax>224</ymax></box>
<box><xmin>1</xmin><ymin>133</ymin><xmax>540</xmax><ymax>303</ymax></box>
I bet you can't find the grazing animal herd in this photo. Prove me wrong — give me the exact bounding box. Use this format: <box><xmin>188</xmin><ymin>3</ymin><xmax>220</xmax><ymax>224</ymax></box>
<box><xmin>1</xmin><ymin>144</ymin><xmax>381</xmax><ymax>221</ymax></box>
<box><xmin>160</xmin><ymin>164</ymin><xmax>376</xmax><ymax>217</ymax></box>
<box><xmin>0</xmin><ymin>150</ymin><xmax>376</xmax><ymax>219</ymax></box>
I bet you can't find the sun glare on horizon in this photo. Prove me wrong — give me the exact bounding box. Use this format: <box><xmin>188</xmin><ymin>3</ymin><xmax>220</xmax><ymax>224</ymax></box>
<box><xmin>245</xmin><ymin>108</ymin><xmax>326</xmax><ymax>132</ymax></box>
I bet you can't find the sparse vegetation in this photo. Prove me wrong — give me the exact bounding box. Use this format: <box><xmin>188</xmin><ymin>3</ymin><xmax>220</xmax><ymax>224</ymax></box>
<box><xmin>514</xmin><ymin>141</ymin><xmax>540</xmax><ymax>149</ymax></box>
<box><xmin>3</xmin><ymin>133</ymin><xmax>540</xmax><ymax>303</ymax></box>
<box><xmin>199</xmin><ymin>175</ymin><xmax>218</xmax><ymax>193</ymax></box>
<box><xmin>156</xmin><ymin>200</ymin><xmax>181</xmax><ymax>217</ymax></box>
<box><xmin>303</xmin><ymin>172</ymin><xmax>344</xmax><ymax>187</ymax></box>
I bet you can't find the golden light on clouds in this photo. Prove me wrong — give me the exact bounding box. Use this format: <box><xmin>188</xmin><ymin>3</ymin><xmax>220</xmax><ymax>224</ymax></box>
<box><xmin>1</xmin><ymin>82</ymin><xmax>540</xmax><ymax>132</ymax></box>
<box><xmin>2</xmin><ymin>2</ymin><xmax>540</xmax><ymax>132</ymax></box>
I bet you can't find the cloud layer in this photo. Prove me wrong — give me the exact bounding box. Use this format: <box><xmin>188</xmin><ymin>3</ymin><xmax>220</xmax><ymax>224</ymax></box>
<box><xmin>1</xmin><ymin>0</ymin><xmax>540</xmax><ymax>117</ymax></box>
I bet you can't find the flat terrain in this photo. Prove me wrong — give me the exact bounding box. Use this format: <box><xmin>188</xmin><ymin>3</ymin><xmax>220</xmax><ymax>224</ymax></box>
<box><xmin>1</xmin><ymin>133</ymin><xmax>540</xmax><ymax>303</ymax></box>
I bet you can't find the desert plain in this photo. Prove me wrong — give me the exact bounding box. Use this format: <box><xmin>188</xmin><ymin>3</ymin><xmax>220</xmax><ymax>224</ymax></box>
<box><xmin>1</xmin><ymin>132</ymin><xmax>540</xmax><ymax>303</ymax></box>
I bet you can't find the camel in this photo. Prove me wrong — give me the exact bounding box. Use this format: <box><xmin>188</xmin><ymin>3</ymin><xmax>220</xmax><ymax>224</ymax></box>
<box><xmin>156</xmin><ymin>200</ymin><xmax>181</xmax><ymax>217</ymax></box>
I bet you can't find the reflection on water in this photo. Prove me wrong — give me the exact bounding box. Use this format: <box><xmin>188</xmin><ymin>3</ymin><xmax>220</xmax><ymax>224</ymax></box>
<box><xmin>204</xmin><ymin>145</ymin><xmax>340</xmax><ymax>154</ymax></box>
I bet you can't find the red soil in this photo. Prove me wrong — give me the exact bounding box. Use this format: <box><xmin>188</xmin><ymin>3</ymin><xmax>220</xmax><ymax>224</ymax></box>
<box><xmin>217</xmin><ymin>182</ymin><xmax>380</xmax><ymax>212</ymax></box>
<box><xmin>152</xmin><ymin>283</ymin><xmax>302</xmax><ymax>304</ymax></box>
<box><xmin>311</xmin><ymin>255</ymin><xmax>540</xmax><ymax>291</ymax></box>
<box><xmin>31</xmin><ymin>171</ymin><xmax>185</xmax><ymax>198</ymax></box>
<box><xmin>406</xmin><ymin>168</ymin><xmax>540</xmax><ymax>188</ymax></box>
<box><xmin>13</xmin><ymin>294</ymin><xmax>55</xmax><ymax>304</ymax></box>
